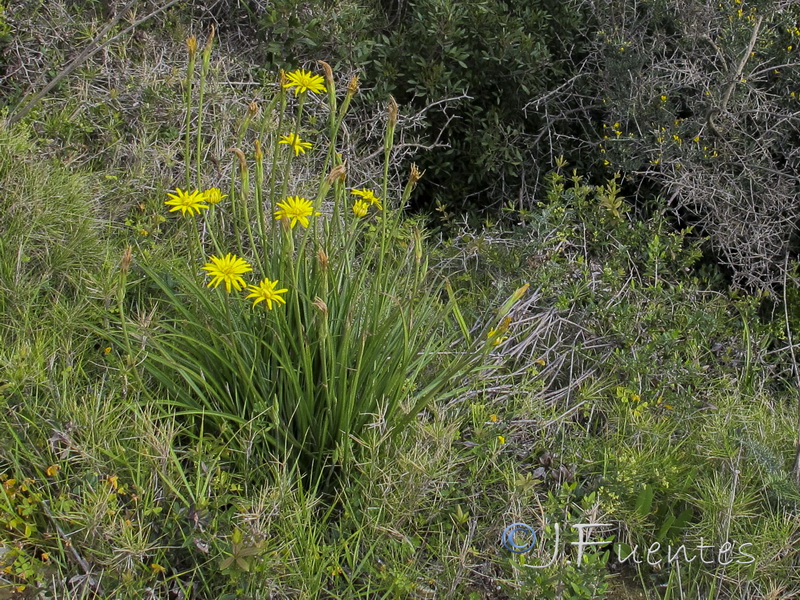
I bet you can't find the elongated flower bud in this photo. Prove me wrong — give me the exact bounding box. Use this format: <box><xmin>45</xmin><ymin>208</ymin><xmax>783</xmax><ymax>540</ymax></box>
<box><xmin>248</xmin><ymin>101</ymin><xmax>259</xmax><ymax>117</ymax></box>
<box><xmin>229</xmin><ymin>147</ymin><xmax>248</xmax><ymax>173</ymax></box>
<box><xmin>204</xmin><ymin>24</ymin><xmax>215</xmax><ymax>52</ymax></box>
<box><xmin>318</xmin><ymin>60</ymin><xmax>335</xmax><ymax>91</ymax></box>
<box><xmin>254</xmin><ymin>139</ymin><xmax>263</xmax><ymax>161</ymax></box>
<box><xmin>120</xmin><ymin>245</ymin><xmax>133</xmax><ymax>276</ymax></box>
<box><xmin>326</xmin><ymin>163</ymin><xmax>347</xmax><ymax>185</ymax></box>
<box><xmin>312</xmin><ymin>296</ymin><xmax>328</xmax><ymax>316</ymax></box>
<box><xmin>186</xmin><ymin>36</ymin><xmax>198</xmax><ymax>57</ymax></box>
<box><xmin>388</xmin><ymin>96</ymin><xmax>399</xmax><ymax>129</ymax></box>
<box><xmin>317</xmin><ymin>248</ymin><xmax>329</xmax><ymax>272</ymax></box>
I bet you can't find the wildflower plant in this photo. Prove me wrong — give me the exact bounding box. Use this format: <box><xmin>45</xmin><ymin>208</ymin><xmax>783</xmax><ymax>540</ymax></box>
<box><xmin>131</xmin><ymin>54</ymin><xmax>521</xmax><ymax>489</ymax></box>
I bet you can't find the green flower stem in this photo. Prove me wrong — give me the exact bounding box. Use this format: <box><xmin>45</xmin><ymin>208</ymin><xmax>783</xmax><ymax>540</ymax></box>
<box><xmin>184</xmin><ymin>44</ymin><xmax>197</xmax><ymax>189</ymax></box>
<box><xmin>196</xmin><ymin>27</ymin><xmax>215</xmax><ymax>191</ymax></box>
<box><xmin>231</xmin><ymin>148</ymin><xmax>256</xmax><ymax>260</ymax></box>
<box><xmin>378</xmin><ymin>99</ymin><xmax>398</xmax><ymax>281</ymax></box>
<box><xmin>228</xmin><ymin>159</ymin><xmax>244</xmax><ymax>257</ymax></box>
<box><xmin>279</xmin><ymin>94</ymin><xmax>306</xmax><ymax>202</ymax></box>
<box><xmin>253</xmin><ymin>141</ymin><xmax>267</xmax><ymax>273</ymax></box>
<box><xmin>268</xmin><ymin>84</ymin><xmax>288</xmax><ymax>251</ymax></box>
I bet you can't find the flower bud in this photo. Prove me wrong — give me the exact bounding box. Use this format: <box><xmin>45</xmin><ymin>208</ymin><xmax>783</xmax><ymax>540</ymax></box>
<box><xmin>318</xmin><ymin>60</ymin><xmax>335</xmax><ymax>91</ymax></box>
<box><xmin>388</xmin><ymin>96</ymin><xmax>399</xmax><ymax>129</ymax></box>
<box><xmin>317</xmin><ymin>248</ymin><xmax>329</xmax><ymax>272</ymax></box>
<box><xmin>229</xmin><ymin>148</ymin><xmax>248</xmax><ymax>173</ymax></box>
<box><xmin>312</xmin><ymin>296</ymin><xmax>328</xmax><ymax>316</ymax></box>
<box><xmin>203</xmin><ymin>24</ymin><xmax>215</xmax><ymax>52</ymax></box>
<box><xmin>120</xmin><ymin>245</ymin><xmax>133</xmax><ymax>276</ymax></box>
<box><xmin>326</xmin><ymin>163</ymin><xmax>347</xmax><ymax>185</ymax></box>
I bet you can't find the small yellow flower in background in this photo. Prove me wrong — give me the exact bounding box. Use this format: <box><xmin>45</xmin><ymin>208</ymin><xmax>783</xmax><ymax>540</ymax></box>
<box><xmin>489</xmin><ymin>414</ymin><xmax>498</xmax><ymax>423</ymax></box>
<box><xmin>352</xmin><ymin>199</ymin><xmax>369</xmax><ymax>218</ymax></box>
<box><xmin>107</xmin><ymin>475</ymin><xmax>119</xmax><ymax>490</ymax></box>
<box><xmin>351</xmin><ymin>188</ymin><xmax>383</xmax><ymax>210</ymax></box>
<box><xmin>283</xmin><ymin>69</ymin><xmax>326</xmax><ymax>96</ymax></box>
<box><xmin>246</xmin><ymin>278</ymin><xmax>288</xmax><ymax>310</ymax></box>
<box><xmin>660</xmin><ymin>95</ymin><xmax>667</xmax><ymax>102</ymax></box>
<box><xmin>150</xmin><ymin>563</ymin><xmax>167</xmax><ymax>575</ymax></box>
<box><xmin>103</xmin><ymin>346</ymin><xmax>112</xmax><ymax>354</ymax></box>
<box><xmin>534</xmin><ymin>358</ymin><xmax>546</xmax><ymax>366</ymax></box>
<box><xmin>487</xmin><ymin>328</ymin><xmax>509</xmax><ymax>346</ymax></box>
<box><xmin>45</xmin><ymin>465</ymin><xmax>60</xmax><ymax>477</ymax></box>
<box><xmin>202</xmin><ymin>254</ymin><xmax>253</xmax><ymax>292</ymax></box>
<box><xmin>497</xmin><ymin>436</ymin><xmax>506</xmax><ymax>444</ymax></box>
<box><xmin>274</xmin><ymin>196</ymin><xmax>319</xmax><ymax>229</ymax></box>
<box><xmin>278</xmin><ymin>133</ymin><xmax>313</xmax><ymax>156</ymax></box>
<box><xmin>165</xmin><ymin>188</ymin><xmax>209</xmax><ymax>216</ymax></box>
<box><xmin>204</xmin><ymin>187</ymin><xmax>227</xmax><ymax>205</ymax></box>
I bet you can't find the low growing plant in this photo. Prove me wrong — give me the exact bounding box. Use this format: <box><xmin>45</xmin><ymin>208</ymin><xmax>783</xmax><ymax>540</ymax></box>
<box><xmin>119</xmin><ymin>44</ymin><xmax>525</xmax><ymax>489</ymax></box>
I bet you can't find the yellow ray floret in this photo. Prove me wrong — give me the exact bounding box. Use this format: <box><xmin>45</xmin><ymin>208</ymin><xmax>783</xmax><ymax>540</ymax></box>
<box><xmin>278</xmin><ymin>133</ymin><xmax>313</xmax><ymax>156</ymax></box>
<box><xmin>165</xmin><ymin>188</ymin><xmax>209</xmax><ymax>216</ymax></box>
<box><xmin>202</xmin><ymin>253</ymin><xmax>253</xmax><ymax>293</ymax></box>
<box><xmin>203</xmin><ymin>187</ymin><xmax>228</xmax><ymax>205</ymax></box>
<box><xmin>274</xmin><ymin>196</ymin><xmax>319</xmax><ymax>229</ymax></box>
<box><xmin>246</xmin><ymin>278</ymin><xmax>288</xmax><ymax>310</ymax></box>
<box><xmin>351</xmin><ymin>188</ymin><xmax>382</xmax><ymax>210</ymax></box>
<box><xmin>352</xmin><ymin>199</ymin><xmax>369</xmax><ymax>218</ymax></box>
<box><xmin>283</xmin><ymin>69</ymin><xmax>326</xmax><ymax>96</ymax></box>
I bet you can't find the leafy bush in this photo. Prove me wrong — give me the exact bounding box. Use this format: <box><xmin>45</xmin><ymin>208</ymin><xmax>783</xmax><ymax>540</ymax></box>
<box><xmin>364</xmin><ymin>0</ymin><xmax>589</xmax><ymax>217</ymax></box>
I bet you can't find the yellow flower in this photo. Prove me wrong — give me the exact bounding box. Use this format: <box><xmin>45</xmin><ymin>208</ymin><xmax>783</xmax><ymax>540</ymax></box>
<box><xmin>278</xmin><ymin>133</ymin><xmax>313</xmax><ymax>156</ymax></box>
<box><xmin>246</xmin><ymin>278</ymin><xmax>288</xmax><ymax>310</ymax></box>
<box><xmin>489</xmin><ymin>414</ymin><xmax>498</xmax><ymax>423</ymax></box>
<box><xmin>150</xmin><ymin>563</ymin><xmax>167</xmax><ymax>575</ymax></box>
<box><xmin>352</xmin><ymin>199</ymin><xmax>369</xmax><ymax>218</ymax></box>
<box><xmin>45</xmin><ymin>465</ymin><xmax>60</xmax><ymax>477</ymax></box>
<box><xmin>351</xmin><ymin>188</ymin><xmax>382</xmax><ymax>210</ymax></box>
<box><xmin>660</xmin><ymin>95</ymin><xmax>667</xmax><ymax>102</ymax></box>
<box><xmin>497</xmin><ymin>436</ymin><xmax>506</xmax><ymax>444</ymax></box>
<box><xmin>283</xmin><ymin>69</ymin><xmax>326</xmax><ymax>96</ymax></box>
<box><xmin>165</xmin><ymin>188</ymin><xmax>209</xmax><ymax>216</ymax></box>
<box><xmin>487</xmin><ymin>328</ymin><xmax>509</xmax><ymax>346</ymax></box>
<box><xmin>274</xmin><ymin>196</ymin><xmax>319</xmax><ymax>229</ymax></box>
<box><xmin>204</xmin><ymin>187</ymin><xmax>227</xmax><ymax>205</ymax></box>
<box><xmin>103</xmin><ymin>346</ymin><xmax>112</xmax><ymax>354</ymax></box>
<box><xmin>202</xmin><ymin>254</ymin><xmax>253</xmax><ymax>292</ymax></box>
